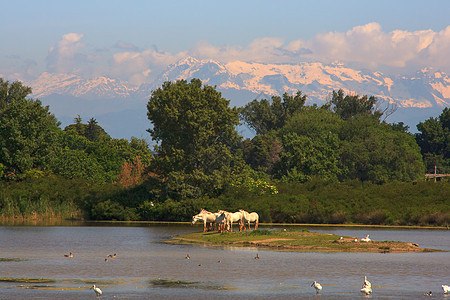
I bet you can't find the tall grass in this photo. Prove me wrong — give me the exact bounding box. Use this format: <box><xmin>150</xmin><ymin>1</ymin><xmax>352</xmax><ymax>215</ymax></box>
<box><xmin>0</xmin><ymin>175</ymin><xmax>85</xmax><ymax>222</ymax></box>
<box><xmin>1</xmin><ymin>176</ymin><xmax>448</xmax><ymax>226</ymax></box>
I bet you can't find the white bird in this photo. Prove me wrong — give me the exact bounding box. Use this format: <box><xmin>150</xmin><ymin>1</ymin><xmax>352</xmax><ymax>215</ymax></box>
<box><xmin>361</xmin><ymin>285</ymin><xmax>372</xmax><ymax>295</ymax></box>
<box><xmin>361</xmin><ymin>234</ymin><xmax>371</xmax><ymax>242</ymax></box>
<box><xmin>363</xmin><ymin>276</ymin><xmax>371</xmax><ymax>289</ymax></box>
<box><xmin>311</xmin><ymin>281</ymin><xmax>322</xmax><ymax>293</ymax></box>
<box><xmin>91</xmin><ymin>285</ymin><xmax>102</xmax><ymax>297</ymax></box>
<box><xmin>360</xmin><ymin>276</ymin><xmax>372</xmax><ymax>295</ymax></box>
<box><xmin>443</xmin><ymin>285</ymin><xmax>450</xmax><ymax>294</ymax></box>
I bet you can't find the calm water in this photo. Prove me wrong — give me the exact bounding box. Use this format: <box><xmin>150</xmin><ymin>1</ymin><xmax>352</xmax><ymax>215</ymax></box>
<box><xmin>0</xmin><ymin>223</ymin><xmax>449</xmax><ymax>299</ymax></box>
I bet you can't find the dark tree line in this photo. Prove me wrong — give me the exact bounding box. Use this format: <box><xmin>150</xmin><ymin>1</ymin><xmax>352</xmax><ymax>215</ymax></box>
<box><xmin>0</xmin><ymin>78</ymin><xmax>151</xmax><ymax>183</ymax></box>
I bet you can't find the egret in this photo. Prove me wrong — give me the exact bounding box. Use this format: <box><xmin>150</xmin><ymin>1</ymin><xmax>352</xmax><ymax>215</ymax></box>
<box><xmin>91</xmin><ymin>285</ymin><xmax>102</xmax><ymax>297</ymax></box>
<box><xmin>311</xmin><ymin>281</ymin><xmax>322</xmax><ymax>293</ymax></box>
<box><xmin>361</xmin><ymin>276</ymin><xmax>372</xmax><ymax>295</ymax></box>
<box><xmin>361</xmin><ymin>286</ymin><xmax>372</xmax><ymax>295</ymax></box>
<box><xmin>443</xmin><ymin>285</ymin><xmax>450</xmax><ymax>294</ymax></box>
<box><xmin>361</xmin><ymin>234</ymin><xmax>371</xmax><ymax>242</ymax></box>
<box><xmin>363</xmin><ymin>276</ymin><xmax>371</xmax><ymax>289</ymax></box>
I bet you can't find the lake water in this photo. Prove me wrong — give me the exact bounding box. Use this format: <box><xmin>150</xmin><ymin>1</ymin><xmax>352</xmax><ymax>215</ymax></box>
<box><xmin>0</xmin><ymin>223</ymin><xmax>449</xmax><ymax>299</ymax></box>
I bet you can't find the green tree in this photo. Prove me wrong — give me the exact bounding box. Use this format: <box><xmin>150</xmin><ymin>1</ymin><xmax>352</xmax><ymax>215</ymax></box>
<box><xmin>147</xmin><ymin>79</ymin><xmax>241</xmax><ymax>198</ymax></box>
<box><xmin>241</xmin><ymin>133</ymin><xmax>282</xmax><ymax>174</ymax></box>
<box><xmin>339</xmin><ymin>116</ymin><xmax>424</xmax><ymax>183</ymax></box>
<box><xmin>0</xmin><ymin>79</ymin><xmax>60</xmax><ymax>179</ymax></box>
<box><xmin>274</xmin><ymin>107</ymin><xmax>343</xmax><ymax>182</ymax></box>
<box><xmin>415</xmin><ymin>107</ymin><xmax>450</xmax><ymax>173</ymax></box>
<box><xmin>240</xmin><ymin>91</ymin><xmax>307</xmax><ymax>135</ymax></box>
<box><xmin>64</xmin><ymin>117</ymin><xmax>110</xmax><ymax>141</ymax></box>
<box><xmin>329</xmin><ymin>89</ymin><xmax>395</xmax><ymax>121</ymax></box>
<box><xmin>0</xmin><ymin>78</ymin><xmax>32</xmax><ymax>112</ymax></box>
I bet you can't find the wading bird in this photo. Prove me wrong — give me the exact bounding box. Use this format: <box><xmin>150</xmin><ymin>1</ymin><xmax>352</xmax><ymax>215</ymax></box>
<box><xmin>360</xmin><ymin>276</ymin><xmax>372</xmax><ymax>295</ymax></box>
<box><xmin>443</xmin><ymin>285</ymin><xmax>450</xmax><ymax>294</ymax></box>
<box><xmin>91</xmin><ymin>285</ymin><xmax>102</xmax><ymax>297</ymax></box>
<box><xmin>361</xmin><ymin>234</ymin><xmax>371</xmax><ymax>242</ymax></box>
<box><xmin>311</xmin><ymin>281</ymin><xmax>322</xmax><ymax>293</ymax></box>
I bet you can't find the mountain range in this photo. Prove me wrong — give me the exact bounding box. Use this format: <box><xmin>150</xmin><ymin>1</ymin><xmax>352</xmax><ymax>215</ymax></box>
<box><xmin>24</xmin><ymin>57</ymin><xmax>450</xmax><ymax>139</ymax></box>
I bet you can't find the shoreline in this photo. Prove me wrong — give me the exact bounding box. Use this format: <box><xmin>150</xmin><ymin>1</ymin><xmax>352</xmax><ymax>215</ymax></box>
<box><xmin>0</xmin><ymin>219</ymin><xmax>448</xmax><ymax>230</ymax></box>
<box><xmin>169</xmin><ymin>230</ymin><xmax>443</xmax><ymax>253</ymax></box>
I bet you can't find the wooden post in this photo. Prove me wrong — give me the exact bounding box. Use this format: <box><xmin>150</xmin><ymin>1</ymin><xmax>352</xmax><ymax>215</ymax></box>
<box><xmin>434</xmin><ymin>165</ymin><xmax>437</xmax><ymax>182</ymax></box>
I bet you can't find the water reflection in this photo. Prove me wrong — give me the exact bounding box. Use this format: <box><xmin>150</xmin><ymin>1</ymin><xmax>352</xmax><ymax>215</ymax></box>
<box><xmin>0</xmin><ymin>223</ymin><xmax>448</xmax><ymax>299</ymax></box>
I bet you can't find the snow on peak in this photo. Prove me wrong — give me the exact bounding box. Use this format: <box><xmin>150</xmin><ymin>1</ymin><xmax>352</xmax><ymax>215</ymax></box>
<box><xmin>19</xmin><ymin>57</ymin><xmax>450</xmax><ymax>109</ymax></box>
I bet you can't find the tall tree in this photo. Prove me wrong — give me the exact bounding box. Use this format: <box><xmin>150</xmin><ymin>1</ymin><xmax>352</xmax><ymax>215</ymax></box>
<box><xmin>274</xmin><ymin>107</ymin><xmax>343</xmax><ymax>182</ymax></box>
<box><xmin>339</xmin><ymin>116</ymin><xmax>424</xmax><ymax>183</ymax></box>
<box><xmin>64</xmin><ymin>117</ymin><xmax>110</xmax><ymax>141</ymax></box>
<box><xmin>147</xmin><ymin>79</ymin><xmax>241</xmax><ymax>198</ymax></box>
<box><xmin>0</xmin><ymin>79</ymin><xmax>60</xmax><ymax>179</ymax></box>
<box><xmin>415</xmin><ymin>107</ymin><xmax>450</xmax><ymax>172</ymax></box>
<box><xmin>240</xmin><ymin>90</ymin><xmax>307</xmax><ymax>135</ymax></box>
<box><xmin>329</xmin><ymin>89</ymin><xmax>396</xmax><ymax>121</ymax></box>
<box><xmin>0</xmin><ymin>78</ymin><xmax>32</xmax><ymax>112</ymax></box>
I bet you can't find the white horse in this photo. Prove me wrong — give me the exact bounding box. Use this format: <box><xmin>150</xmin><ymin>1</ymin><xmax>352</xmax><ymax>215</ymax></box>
<box><xmin>192</xmin><ymin>209</ymin><xmax>217</xmax><ymax>232</ymax></box>
<box><xmin>239</xmin><ymin>209</ymin><xmax>259</xmax><ymax>230</ymax></box>
<box><xmin>226</xmin><ymin>211</ymin><xmax>244</xmax><ymax>232</ymax></box>
<box><xmin>214</xmin><ymin>211</ymin><xmax>228</xmax><ymax>232</ymax></box>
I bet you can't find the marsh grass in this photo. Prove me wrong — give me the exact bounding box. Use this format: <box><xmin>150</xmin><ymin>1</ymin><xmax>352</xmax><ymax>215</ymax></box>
<box><xmin>148</xmin><ymin>278</ymin><xmax>232</xmax><ymax>290</ymax></box>
<box><xmin>0</xmin><ymin>277</ymin><xmax>55</xmax><ymax>283</ymax></box>
<box><xmin>0</xmin><ymin>258</ymin><xmax>28</xmax><ymax>262</ymax></box>
<box><xmin>175</xmin><ymin>229</ymin><xmax>441</xmax><ymax>252</ymax></box>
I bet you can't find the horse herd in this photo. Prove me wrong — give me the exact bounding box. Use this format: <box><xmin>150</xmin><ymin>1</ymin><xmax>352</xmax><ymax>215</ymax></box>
<box><xmin>192</xmin><ymin>209</ymin><xmax>259</xmax><ymax>232</ymax></box>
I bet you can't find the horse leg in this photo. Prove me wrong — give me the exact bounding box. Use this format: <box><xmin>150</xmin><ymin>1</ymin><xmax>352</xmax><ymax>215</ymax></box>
<box><xmin>255</xmin><ymin>220</ymin><xmax>258</xmax><ymax>230</ymax></box>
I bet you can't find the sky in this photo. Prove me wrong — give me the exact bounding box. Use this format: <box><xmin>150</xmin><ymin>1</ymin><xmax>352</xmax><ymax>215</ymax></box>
<box><xmin>1</xmin><ymin>0</ymin><xmax>450</xmax><ymax>86</ymax></box>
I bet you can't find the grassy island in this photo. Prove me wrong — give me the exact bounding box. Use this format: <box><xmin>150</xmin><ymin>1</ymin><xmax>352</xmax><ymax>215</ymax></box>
<box><xmin>171</xmin><ymin>229</ymin><xmax>441</xmax><ymax>253</ymax></box>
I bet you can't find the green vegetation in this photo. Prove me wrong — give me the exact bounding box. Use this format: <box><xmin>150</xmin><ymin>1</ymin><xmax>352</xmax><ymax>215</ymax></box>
<box><xmin>172</xmin><ymin>229</ymin><xmax>439</xmax><ymax>252</ymax></box>
<box><xmin>0</xmin><ymin>258</ymin><xmax>28</xmax><ymax>262</ymax></box>
<box><xmin>0</xmin><ymin>78</ymin><xmax>448</xmax><ymax>225</ymax></box>
<box><xmin>0</xmin><ymin>277</ymin><xmax>55</xmax><ymax>283</ymax></box>
<box><xmin>415</xmin><ymin>107</ymin><xmax>450</xmax><ymax>174</ymax></box>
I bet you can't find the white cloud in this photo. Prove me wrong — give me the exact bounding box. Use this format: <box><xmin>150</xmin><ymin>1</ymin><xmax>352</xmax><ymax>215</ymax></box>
<box><xmin>186</xmin><ymin>23</ymin><xmax>450</xmax><ymax>74</ymax></box>
<box><xmin>36</xmin><ymin>24</ymin><xmax>450</xmax><ymax>84</ymax></box>
<box><xmin>45</xmin><ymin>33</ymin><xmax>96</xmax><ymax>74</ymax></box>
<box><xmin>110</xmin><ymin>49</ymin><xmax>184</xmax><ymax>85</ymax></box>
<box><xmin>114</xmin><ymin>41</ymin><xmax>139</xmax><ymax>51</ymax></box>
<box><xmin>297</xmin><ymin>23</ymin><xmax>447</xmax><ymax>72</ymax></box>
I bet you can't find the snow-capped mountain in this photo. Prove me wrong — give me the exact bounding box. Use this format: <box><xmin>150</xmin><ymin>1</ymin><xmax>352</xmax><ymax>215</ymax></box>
<box><xmin>18</xmin><ymin>57</ymin><xmax>449</xmax><ymax>138</ymax></box>
<box><xmin>157</xmin><ymin>57</ymin><xmax>450</xmax><ymax>109</ymax></box>
<box><xmin>28</xmin><ymin>72</ymin><xmax>140</xmax><ymax>99</ymax></box>
<box><xmin>26</xmin><ymin>57</ymin><xmax>450</xmax><ymax>109</ymax></box>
